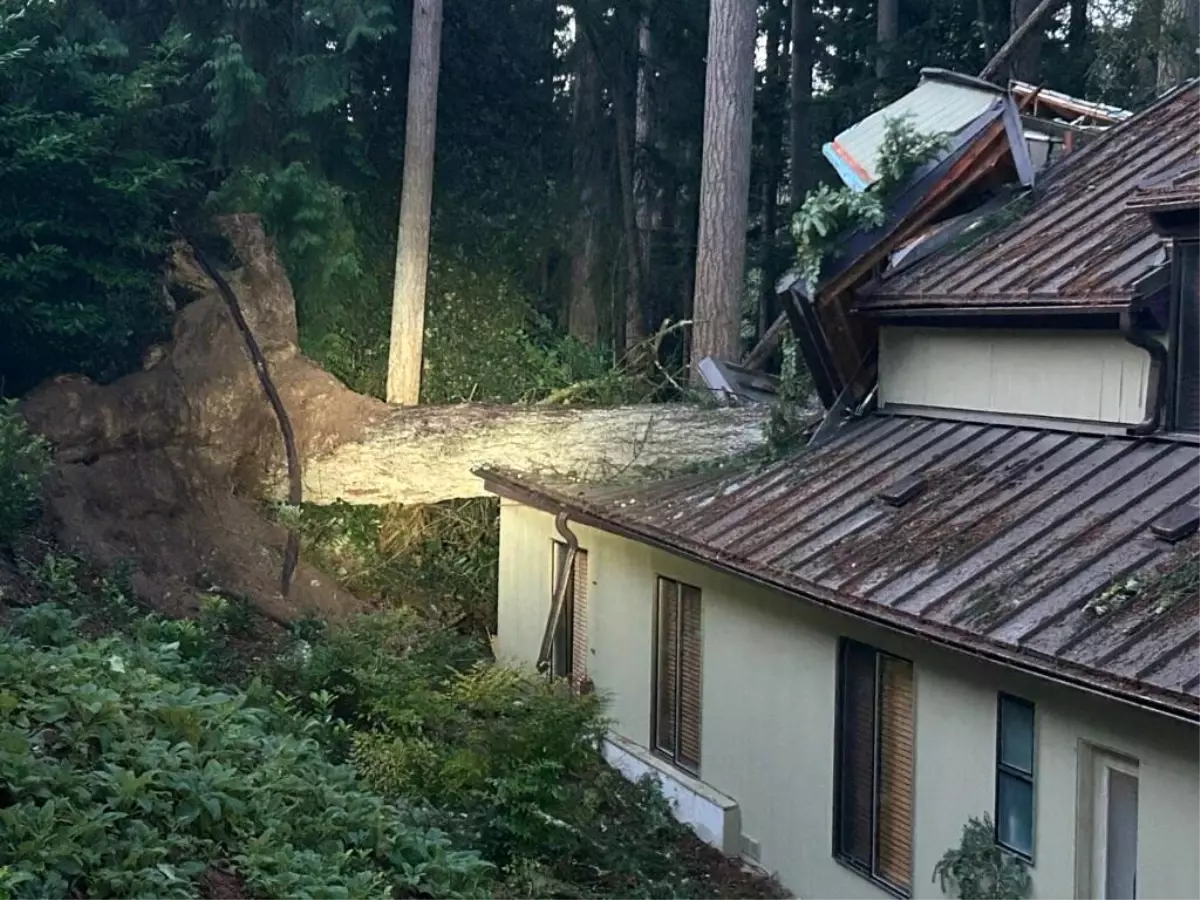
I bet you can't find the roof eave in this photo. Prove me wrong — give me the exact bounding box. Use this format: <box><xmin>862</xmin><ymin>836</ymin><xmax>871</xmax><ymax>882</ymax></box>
<box><xmin>855</xmin><ymin>299</ymin><xmax>1131</xmax><ymax>318</ymax></box>
<box><xmin>479</xmin><ymin>466</ymin><xmax>1200</xmax><ymax>726</ymax></box>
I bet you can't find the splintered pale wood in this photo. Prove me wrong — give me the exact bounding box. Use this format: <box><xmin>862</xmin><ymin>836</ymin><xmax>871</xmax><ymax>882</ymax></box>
<box><xmin>276</xmin><ymin>401</ymin><xmax>771</xmax><ymax>506</ymax></box>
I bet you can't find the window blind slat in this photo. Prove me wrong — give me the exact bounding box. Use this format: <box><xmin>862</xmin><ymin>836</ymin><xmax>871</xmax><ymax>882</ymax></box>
<box><xmin>571</xmin><ymin>550</ymin><xmax>589</xmax><ymax>686</ymax></box>
<box><xmin>876</xmin><ymin>655</ymin><xmax>915</xmax><ymax>891</ymax></box>
<box><xmin>654</xmin><ymin>580</ymin><xmax>679</xmax><ymax>758</ymax></box>
<box><xmin>678</xmin><ymin>584</ymin><xmax>702</xmax><ymax>772</ymax></box>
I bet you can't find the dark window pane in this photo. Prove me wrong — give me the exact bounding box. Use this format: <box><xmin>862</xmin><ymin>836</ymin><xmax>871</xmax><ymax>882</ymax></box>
<box><xmin>999</xmin><ymin>696</ymin><xmax>1034</xmax><ymax>774</ymax></box>
<box><xmin>1174</xmin><ymin>241</ymin><xmax>1199</xmax><ymax>433</ymax></box>
<box><xmin>837</xmin><ymin>642</ymin><xmax>876</xmax><ymax>867</ymax></box>
<box><xmin>997</xmin><ymin>771</ymin><xmax>1034</xmax><ymax>857</ymax></box>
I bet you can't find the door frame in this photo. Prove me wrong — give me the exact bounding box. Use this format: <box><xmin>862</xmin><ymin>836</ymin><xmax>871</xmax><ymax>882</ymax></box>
<box><xmin>1075</xmin><ymin>741</ymin><xmax>1140</xmax><ymax>900</ymax></box>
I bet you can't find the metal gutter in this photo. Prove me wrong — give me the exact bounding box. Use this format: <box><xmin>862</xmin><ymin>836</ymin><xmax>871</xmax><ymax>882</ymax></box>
<box><xmin>1122</xmin><ymin>269</ymin><xmax>1171</xmax><ymax>436</ymax></box>
<box><xmin>537</xmin><ymin>511</ymin><xmax>579</xmax><ymax>672</ymax></box>
<box><xmin>481</xmin><ymin>469</ymin><xmax>1200</xmax><ymax>726</ymax></box>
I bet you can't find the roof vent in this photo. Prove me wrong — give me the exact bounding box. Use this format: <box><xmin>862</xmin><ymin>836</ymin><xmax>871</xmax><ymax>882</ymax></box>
<box><xmin>878</xmin><ymin>474</ymin><xmax>925</xmax><ymax>507</ymax></box>
<box><xmin>1150</xmin><ymin>503</ymin><xmax>1200</xmax><ymax>543</ymax></box>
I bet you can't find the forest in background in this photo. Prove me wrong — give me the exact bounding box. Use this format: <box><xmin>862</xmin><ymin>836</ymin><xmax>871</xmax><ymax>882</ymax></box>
<box><xmin>2</xmin><ymin>0</ymin><xmax>1197</xmax><ymax>404</ymax></box>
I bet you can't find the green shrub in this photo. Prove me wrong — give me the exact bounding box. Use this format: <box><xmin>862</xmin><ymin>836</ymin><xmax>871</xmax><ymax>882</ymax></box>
<box><xmin>0</xmin><ymin>403</ymin><xmax>49</xmax><ymax>549</ymax></box>
<box><xmin>0</xmin><ymin>623</ymin><xmax>491</xmax><ymax>899</ymax></box>
<box><xmin>266</xmin><ymin>610</ymin><xmax>747</xmax><ymax>897</ymax></box>
<box><xmin>933</xmin><ymin>814</ymin><xmax>1032</xmax><ymax>900</ymax></box>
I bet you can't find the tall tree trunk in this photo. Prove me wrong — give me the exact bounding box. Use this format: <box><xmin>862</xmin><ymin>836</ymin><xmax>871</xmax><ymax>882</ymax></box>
<box><xmin>1158</xmin><ymin>0</ymin><xmax>1200</xmax><ymax>92</ymax></box>
<box><xmin>978</xmin><ymin>0</ymin><xmax>995</xmax><ymax>59</ymax></box>
<box><xmin>569</xmin><ymin>33</ymin><xmax>603</xmax><ymax>345</ymax></box>
<box><xmin>633</xmin><ymin>9</ymin><xmax>656</xmax><ymax>348</ymax></box>
<box><xmin>387</xmin><ymin>0</ymin><xmax>443</xmax><ymax>405</ymax></box>
<box><xmin>1006</xmin><ymin>0</ymin><xmax>1046</xmax><ymax>83</ymax></box>
<box><xmin>614</xmin><ymin>78</ymin><xmax>646</xmax><ymax>352</ymax></box>
<box><xmin>690</xmin><ymin>0</ymin><xmax>757</xmax><ymax>379</ymax></box>
<box><xmin>790</xmin><ymin>0</ymin><xmax>815</xmax><ymax>214</ymax></box>
<box><xmin>876</xmin><ymin>0</ymin><xmax>899</xmax><ymax>89</ymax></box>
<box><xmin>759</xmin><ymin>0</ymin><xmax>785</xmax><ymax>345</ymax></box>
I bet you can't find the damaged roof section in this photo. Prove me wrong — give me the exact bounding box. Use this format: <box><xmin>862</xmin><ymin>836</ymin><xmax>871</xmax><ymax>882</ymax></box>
<box><xmin>482</xmin><ymin>414</ymin><xmax>1200</xmax><ymax>719</ymax></box>
<box><xmin>859</xmin><ymin>82</ymin><xmax>1200</xmax><ymax>314</ymax></box>
<box><xmin>822</xmin><ymin>68</ymin><xmax>1126</xmax><ymax>193</ymax></box>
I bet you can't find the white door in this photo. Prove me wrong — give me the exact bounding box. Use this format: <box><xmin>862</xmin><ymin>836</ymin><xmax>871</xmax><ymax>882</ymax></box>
<box><xmin>1090</xmin><ymin>751</ymin><xmax>1139</xmax><ymax>900</ymax></box>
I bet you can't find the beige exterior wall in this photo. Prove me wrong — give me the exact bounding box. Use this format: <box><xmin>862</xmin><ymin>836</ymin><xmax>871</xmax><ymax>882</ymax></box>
<box><xmin>877</xmin><ymin>327</ymin><xmax>1154</xmax><ymax>425</ymax></box>
<box><xmin>495</xmin><ymin>500</ymin><xmax>1200</xmax><ymax>900</ymax></box>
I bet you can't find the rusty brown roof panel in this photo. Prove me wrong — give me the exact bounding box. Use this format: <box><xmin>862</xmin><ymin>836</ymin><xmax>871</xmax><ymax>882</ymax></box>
<box><xmin>479</xmin><ymin>414</ymin><xmax>1200</xmax><ymax>718</ymax></box>
<box><xmin>860</xmin><ymin>83</ymin><xmax>1200</xmax><ymax>312</ymax></box>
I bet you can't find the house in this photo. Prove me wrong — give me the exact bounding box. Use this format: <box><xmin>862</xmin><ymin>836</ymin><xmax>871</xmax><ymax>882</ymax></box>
<box><xmin>479</xmin><ymin>81</ymin><xmax>1200</xmax><ymax>900</ymax></box>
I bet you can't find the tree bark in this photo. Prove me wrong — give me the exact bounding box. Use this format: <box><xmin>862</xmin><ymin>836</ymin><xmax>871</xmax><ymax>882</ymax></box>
<box><xmin>387</xmin><ymin>0</ymin><xmax>444</xmax><ymax>405</ymax></box>
<box><xmin>876</xmin><ymin>0</ymin><xmax>899</xmax><ymax>88</ymax></box>
<box><xmin>759</xmin><ymin>0</ymin><xmax>785</xmax><ymax>349</ymax></box>
<box><xmin>690</xmin><ymin>0</ymin><xmax>757</xmax><ymax>379</ymax></box>
<box><xmin>1158</xmin><ymin>0</ymin><xmax>1200</xmax><ymax>92</ymax></box>
<box><xmin>283</xmin><ymin>402</ymin><xmax>770</xmax><ymax>506</ymax></box>
<box><xmin>569</xmin><ymin>32</ymin><xmax>603</xmax><ymax>345</ymax></box>
<box><xmin>633</xmin><ymin>7</ymin><xmax>656</xmax><ymax>330</ymax></box>
<box><xmin>984</xmin><ymin>0</ymin><xmax>1055</xmax><ymax>83</ymax></box>
<box><xmin>614</xmin><ymin>59</ymin><xmax>647</xmax><ymax>352</ymax></box>
<box><xmin>790</xmin><ymin>0</ymin><xmax>815</xmax><ymax>214</ymax></box>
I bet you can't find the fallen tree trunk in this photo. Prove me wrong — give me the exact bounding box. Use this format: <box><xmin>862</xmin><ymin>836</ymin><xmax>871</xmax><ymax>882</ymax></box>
<box><xmin>17</xmin><ymin>215</ymin><xmax>771</xmax><ymax>619</ymax></box>
<box><xmin>21</xmin><ymin>216</ymin><xmax>770</xmax><ymax>507</ymax></box>
<box><xmin>287</xmin><ymin>402</ymin><xmax>768</xmax><ymax>506</ymax></box>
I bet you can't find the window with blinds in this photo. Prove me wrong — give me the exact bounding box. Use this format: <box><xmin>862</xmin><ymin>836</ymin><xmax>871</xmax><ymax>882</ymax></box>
<box><xmin>551</xmin><ymin>543</ymin><xmax>588</xmax><ymax>686</ymax></box>
<box><xmin>652</xmin><ymin>577</ymin><xmax>702</xmax><ymax>775</ymax></box>
<box><xmin>834</xmin><ymin>640</ymin><xmax>915</xmax><ymax>896</ymax></box>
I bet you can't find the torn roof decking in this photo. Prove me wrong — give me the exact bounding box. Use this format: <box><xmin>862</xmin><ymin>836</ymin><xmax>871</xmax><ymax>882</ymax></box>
<box><xmin>481</xmin><ymin>414</ymin><xmax>1200</xmax><ymax>720</ymax></box>
<box><xmin>790</xmin><ymin>100</ymin><xmax>1032</xmax><ymax>400</ymax></box>
<box><xmin>859</xmin><ymin>82</ymin><xmax>1200</xmax><ymax>314</ymax></box>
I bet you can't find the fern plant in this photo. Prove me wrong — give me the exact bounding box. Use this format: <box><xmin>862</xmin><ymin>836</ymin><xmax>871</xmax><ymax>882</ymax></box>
<box><xmin>933</xmin><ymin>814</ymin><xmax>1032</xmax><ymax>900</ymax></box>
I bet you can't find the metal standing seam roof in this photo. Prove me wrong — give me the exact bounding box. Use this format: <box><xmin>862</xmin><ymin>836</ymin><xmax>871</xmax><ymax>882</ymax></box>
<box><xmin>1127</xmin><ymin>159</ymin><xmax>1200</xmax><ymax>213</ymax></box>
<box><xmin>859</xmin><ymin>82</ymin><xmax>1200</xmax><ymax>313</ymax></box>
<box><xmin>481</xmin><ymin>414</ymin><xmax>1200</xmax><ymax>720</ymax></box>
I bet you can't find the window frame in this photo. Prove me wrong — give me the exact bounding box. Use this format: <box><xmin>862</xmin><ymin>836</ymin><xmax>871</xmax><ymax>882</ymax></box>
<box><xmin>650</xmin><ymin>576</ymin><xmax>702</xmax><ymax>777</ymax></box>
<box><xmin>994</xmin><ymin>693</ymin><xmax>1037</xmax><ymax>862</ymax></box>
<box><xmin>831</xmin><ymin>638</ymin><xmax>914</xmax><ymax>898</ymax></box>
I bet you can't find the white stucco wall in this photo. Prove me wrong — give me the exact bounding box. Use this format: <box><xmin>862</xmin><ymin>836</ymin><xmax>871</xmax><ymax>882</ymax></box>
<box><xmin>877</xmin><ymin>327</ymin><xmax>1154</xmax><ymax>425</ymax></box>
<box><xmin>495</xmin><ymin>500</ymin><xmax>1200</xmax><ymax>900</ymax></box>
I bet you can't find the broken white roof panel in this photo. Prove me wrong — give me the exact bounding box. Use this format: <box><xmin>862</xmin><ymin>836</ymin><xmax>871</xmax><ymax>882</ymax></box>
<box><xmin>1010</xmin><ymin>80</ymin><xmax>1132</xmax><ymax>124</ymax></box>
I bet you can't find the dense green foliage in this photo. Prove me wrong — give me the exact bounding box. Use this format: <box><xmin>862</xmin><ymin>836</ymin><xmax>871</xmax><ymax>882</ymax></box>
<box><xmin>0</xmin><ymin>403</ymin><xmax>48</xmax><ymax>548</ymax></box>
<box><xmin>0</xmin><ymin>605</ymin><xmax>491</xmax><ymax>899</ymax></box>
<box><xmin>0</xmin><ymin>2</ymin><xmax>195</xmax><ymax>392</ymax></box>
<box><xmin>1</xmin><ymin>0</ymin><xmax>1180</xmax><ymax>398</ymax></box>
<box><xmin>0</xmin><ymin>549</ymin><xmax>783</xmax><ymax>900</ymax></box>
